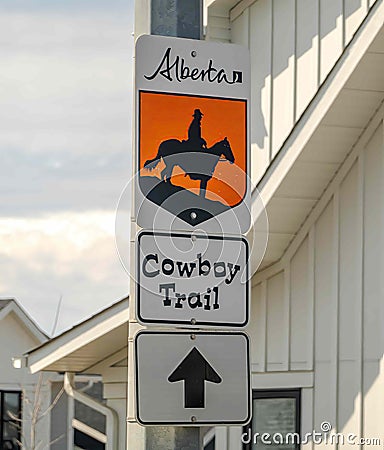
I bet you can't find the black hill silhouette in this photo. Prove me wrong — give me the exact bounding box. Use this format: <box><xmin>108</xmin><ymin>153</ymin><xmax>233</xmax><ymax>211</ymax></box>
<box><xmin>139</xmin><ymin>174</ymin><xmax>230</xmax><ymax>226</ymax></box>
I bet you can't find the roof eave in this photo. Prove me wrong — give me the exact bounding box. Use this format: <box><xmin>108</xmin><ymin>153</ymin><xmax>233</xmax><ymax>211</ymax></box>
<box><xmin>27</xmin><ymin>298</ymin><xmax>129</xmax><ymax>374</ymax></box>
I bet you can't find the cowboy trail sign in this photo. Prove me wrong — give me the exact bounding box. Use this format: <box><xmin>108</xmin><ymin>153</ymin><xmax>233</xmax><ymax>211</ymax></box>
<box><xmin>135</xmin><ymin>34</ymin><xmax>250</xmax><ymax>234</ymax></box>
<box><xmin>136</xmin><ymin>230</ymin><xmax>249</xmax><ymax>328</ymax></box>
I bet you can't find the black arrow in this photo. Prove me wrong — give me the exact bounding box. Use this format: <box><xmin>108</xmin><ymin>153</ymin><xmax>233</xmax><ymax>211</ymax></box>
<box><xmin>168</xmin><ymin>347</ymin><xmax>222</xmax><ymax>408</ymax></box>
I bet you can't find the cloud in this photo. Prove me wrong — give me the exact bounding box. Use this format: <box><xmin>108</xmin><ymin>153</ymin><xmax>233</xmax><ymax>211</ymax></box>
<box><xmin>0</xmin><ymin>211</ymin><xmax>129</xmax><ymax>334</ymax></box>
<box><xmin>0</xmin><ymin>12</ymin><xmax>134</xmax><ymax>138</ymax></box>
<box><xmin>0</xmin><ymin>2</ymin><xmax>134</xmax><ymax>332</ymax></box>
<box><xmin>0</xmin><ymin>7</ymin><xmax>134</xmax><ymax>215</ymax></box>
<box><xmin>0</xmin><ymin>0</ymin><xmax>132</xmax><ymax>14</ymax></box>
<box><xmin>1</xmin><ymin>146</ymin><xmax>131</xmax><ymax>216</ymax></box>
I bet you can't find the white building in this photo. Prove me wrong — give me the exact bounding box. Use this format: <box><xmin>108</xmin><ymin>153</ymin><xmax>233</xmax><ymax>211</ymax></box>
<box><xmin>0</xmin><ymin>298</ymin><xmax>49</xmax><ymax>449</ymax></box>
<box><xmin>27</xmin><ymin>298</ymin><xmax>128</xmax><ymax>450</ymax></box>
<box><xmin>26</xmin><ymin>0</ymin><xmax>384</xmax><ymax>448</ymax></box>
<box><xmin>0</xmin><ymin>299</ymin><xmax>106</xmax><ymax>450</ymax></box>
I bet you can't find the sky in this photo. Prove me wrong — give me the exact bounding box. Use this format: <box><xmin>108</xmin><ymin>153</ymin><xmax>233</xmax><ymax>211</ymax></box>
<box><xmin>0</xmin><ymin>0</ymin><xmax>134</xmax><ymax>335</ymax></box>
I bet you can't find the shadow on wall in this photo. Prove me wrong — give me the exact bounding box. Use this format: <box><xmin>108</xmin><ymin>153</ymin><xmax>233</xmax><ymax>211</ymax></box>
<box><xmin>224</xmin><ymin>0</ymin><xmax>371</xmax><ymax>162</ymax></box>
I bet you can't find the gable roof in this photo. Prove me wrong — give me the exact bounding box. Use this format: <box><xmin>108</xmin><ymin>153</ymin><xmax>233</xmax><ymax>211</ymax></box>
<box><xmin>0</xmin><ymin>298</ymin><xmax>48</xmax><ymax>343</ymax></box>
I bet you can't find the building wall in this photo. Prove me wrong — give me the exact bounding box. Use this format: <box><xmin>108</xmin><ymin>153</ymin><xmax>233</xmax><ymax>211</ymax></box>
<box><xmin>0</xmin><ymin>310</ymin><xmax>50</xmax><ymax>450</ymax></box>
<box><xmin>216</xmin><ymin>109</ymin><xmax>384</xmax><ymax>448</ymax></box>
<box><xmin>0</xmin><ymin>311</ymin><xmax>41</xmax><ymax>384</ymax></box>
<box><xmin>50</xmin><ymin>381</ymin><xmax>68</xmax><ymax>450</ymax></box>
<box><xmin>99</xmin><ymin>351</ymin><xmax>128</xmax><ymax>450</ymax></box>
<box><xmin>206</xmin><ymin>0</ymin><xmax>379</xmax><ymax>185</ymax></box>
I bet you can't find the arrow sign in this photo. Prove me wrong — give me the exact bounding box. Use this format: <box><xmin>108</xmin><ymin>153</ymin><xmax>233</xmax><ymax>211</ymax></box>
<box><xmin>168</xmin><ymin>347</ymin><xmax>222</xmax><ymax>408</ymax></box>
<box><xmin>135</xmin><ymin>331</ymin><xmax>250</xmax><ymax>424</ymax></box>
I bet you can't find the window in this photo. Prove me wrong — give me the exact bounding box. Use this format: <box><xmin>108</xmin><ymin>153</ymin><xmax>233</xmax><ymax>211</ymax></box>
<box><xmin>151</xmin><ymin>0</ymin><xmax>202</xmax><ymax>39</ymax></box>
<box><xmin>204</xmin><ymin>436</ymin><xmax>215</xmax><ymax>450</ymax></box>
<box><xmin>74</xmin><ymin>430</ymin><xmax>105</xmax><ymax>450</ymax></box>
<box><xmin>0</xmin><ymin>391</ymin><xmax>22</xmax><ymax>450</ymax></box>
<box><xmin>243</xmin><ymin>389</ymin><xmax>301</xmax><ymax>450</ymax></box>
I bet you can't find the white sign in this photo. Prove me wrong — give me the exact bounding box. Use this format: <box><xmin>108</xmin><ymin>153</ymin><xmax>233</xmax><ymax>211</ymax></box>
<box><xmin>135</xmin><ymin>331</ymin><xmax>251</xmax><ymax>425</ymax></box>
<box><xmin>136</xmin><ymin>230</ymin><xmax>249</xmax><ymax>328</ymax></box>
<box><xmin>135</xmin><ymin>34</ymin><xmax>250</xmax><ymax>234</ymax></box>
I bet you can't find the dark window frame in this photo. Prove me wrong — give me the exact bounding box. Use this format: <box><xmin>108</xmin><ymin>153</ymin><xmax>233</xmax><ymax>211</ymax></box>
<box><xmin>0</xmin><ymin>390</ymin><xmax>22</xmax><ymax>450</ymax></box>
<box><xmin>243</xmin><ymin>389</ymin><xmax>301</xmax><ymax>450</ymax></box>
<box><xmin>204</xmin><ymin>435</ymin><xmax>215</xmax><ymax>450</ymax></box>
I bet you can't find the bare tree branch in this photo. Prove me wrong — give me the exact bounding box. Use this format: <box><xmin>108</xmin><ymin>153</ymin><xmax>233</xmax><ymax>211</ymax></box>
<box><xmin>36</xmin><ymin>387</ymin><xmax>64</xmax><ymax>422</ymax></box>
<box><xmin>45</xmin><ymin>433</ymin><xmax>65</xmax><ymax>449</ymax></box>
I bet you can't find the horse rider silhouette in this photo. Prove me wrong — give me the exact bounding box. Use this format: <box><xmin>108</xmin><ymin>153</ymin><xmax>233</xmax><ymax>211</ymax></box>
<box><xmin>143</xmin><ymin>108</ymin><xmax>235</xmax><ymax>197</ymax></box>
<box><xmin>185</xmin><ymin>109</ymin><xmax>207</xmax><ymax>152</ymax></box>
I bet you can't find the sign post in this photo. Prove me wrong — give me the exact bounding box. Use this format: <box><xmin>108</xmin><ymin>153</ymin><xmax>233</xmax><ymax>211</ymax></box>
<box><xmin>130</xmin><ymin>32</ymin><xmax>252</xmax><ymax>449</ymax></box>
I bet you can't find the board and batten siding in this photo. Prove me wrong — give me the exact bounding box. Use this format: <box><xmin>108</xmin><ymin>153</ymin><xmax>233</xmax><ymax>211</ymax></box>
<box><xmin>214</xmin><ymin>112</ymin><xmax>384</xmax><ymax>448</ymax></box>
<box><xmin>227</xmin><ymin>0</ymin><xmax>375</xmax><ymax>185</ymax></box>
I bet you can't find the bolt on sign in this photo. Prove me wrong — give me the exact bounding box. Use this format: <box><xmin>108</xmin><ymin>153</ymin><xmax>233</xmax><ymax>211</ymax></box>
<box><xmin>136</xmin><ymin>230</ymin><xmax>249</xmax><ymax>328</ymax></box>
<box><xmin>135</xmin><ymin>35</ymin><xmax>251</xmax><ymax>234</ymax></box>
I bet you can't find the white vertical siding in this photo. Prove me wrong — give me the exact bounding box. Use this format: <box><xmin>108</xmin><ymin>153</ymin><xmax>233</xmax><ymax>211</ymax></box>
<box><xmin>271</xmin><ymin>0</ymin><xmax>295</xmax><ymax>157</ymax></box>
<box><xmin>249</xmin><ymin>282</ymin><xmax>266</xmax><ymax>371</ymax></box>
<box><xmin>363</xmin><ymin>362</ymin><xmax>384</xmax><ymax>441</ymax></box>
<box><xmin>225</xmin><ymin>0</ymin><xmax>375</xmax><ymax>185</ymax></box>
<box><xmin>290</xmin><ymin>237</ymin><xmax>313</xmax><ymax>371</ymax></box>
<box><xmin>240</xmin><ymin>117</ymin><xmax>383</xmax><ymax>448</ymax></box>
<box><xmin>205</xmin><ymin>5</ymin><xmax>231</xmax><ymax>42</ymax></box>
<box><xmin>319</xmin><ymin>0</ymin><xmax>343</xmax><ymax>81</ymax></box>
<box><xmin>363</xmin><ymin>124</ymin><xmax>383</xmax><ymax>363</ymax></box>
<box><xmin>362</xmin><ymin>123</ymin><xmax>384</xmax><ymax>440</ymax></box>
<box><xmin>301</xmin><ymin>388</ymin><xmax>314</xmax><ymax>450</ymax></box>
<box><xmin>313</xmin><ymin>198</ymin><xmax>338</xmax><ymax>443</ymax></box>
<box><xmin>338</xmin><ymin>161</ymin><xmax>362</xmax><ymax>442</ymax></box>
<box><xmin>296</xmin><ymin>0</ymin><xmax>319</xmax><ymax>119</ymax></box>
<box><xmin>230</xmin><ymin>9</ymin><xmax>248</xmax><ymax>46</ymax></box>
<box><xmin>345</xmin><ymin>0</ymin><xmax>369</xmax><ymax>44</ymax></box>
<box><xmin>249</xmin><ymin>0</ymin><xmax>272</xmax><ymax>182</ymax></box>
<box><xmin>266</xmin><ymin>271</ymin><xmax>286</xmax><ymax>370</ymax></box>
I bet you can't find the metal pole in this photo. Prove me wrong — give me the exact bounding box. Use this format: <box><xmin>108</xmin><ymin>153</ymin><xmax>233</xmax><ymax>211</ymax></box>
<box><xmin>126</xmin><ymin>2</ymin><xmax>148</xmax><ymax>449</ymax></box>
<box><xmin>127</xmin><ymin>1</ymin><xmax>204</xmax><ymax>449</ymax></box>
<box><xmin>146</xmin><ymin>427</ymin><xmax>202</xmax><ymax>450</ymax></box>
<box><xmin>174</xmin><ymin>428</ymin><xmax>203</xmax><ymax>450</ymax></box>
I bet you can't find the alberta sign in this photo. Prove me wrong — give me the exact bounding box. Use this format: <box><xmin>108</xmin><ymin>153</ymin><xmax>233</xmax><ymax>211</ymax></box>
<box><xmin>135</xmin><ymin>34</ymin><xmax>251</xmax><ymax>234</ymax></box>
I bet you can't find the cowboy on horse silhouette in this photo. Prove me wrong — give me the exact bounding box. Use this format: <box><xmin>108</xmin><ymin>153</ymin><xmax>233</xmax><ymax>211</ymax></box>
<box><xmin>185</xmin><ymin>109</ymin><xmax>207</xmax><ymax>152</ymax></box>
<box><xmin>144</xmin><ymin>108</ymin><xmax>235</xmax><ymax>198</ymax></box>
